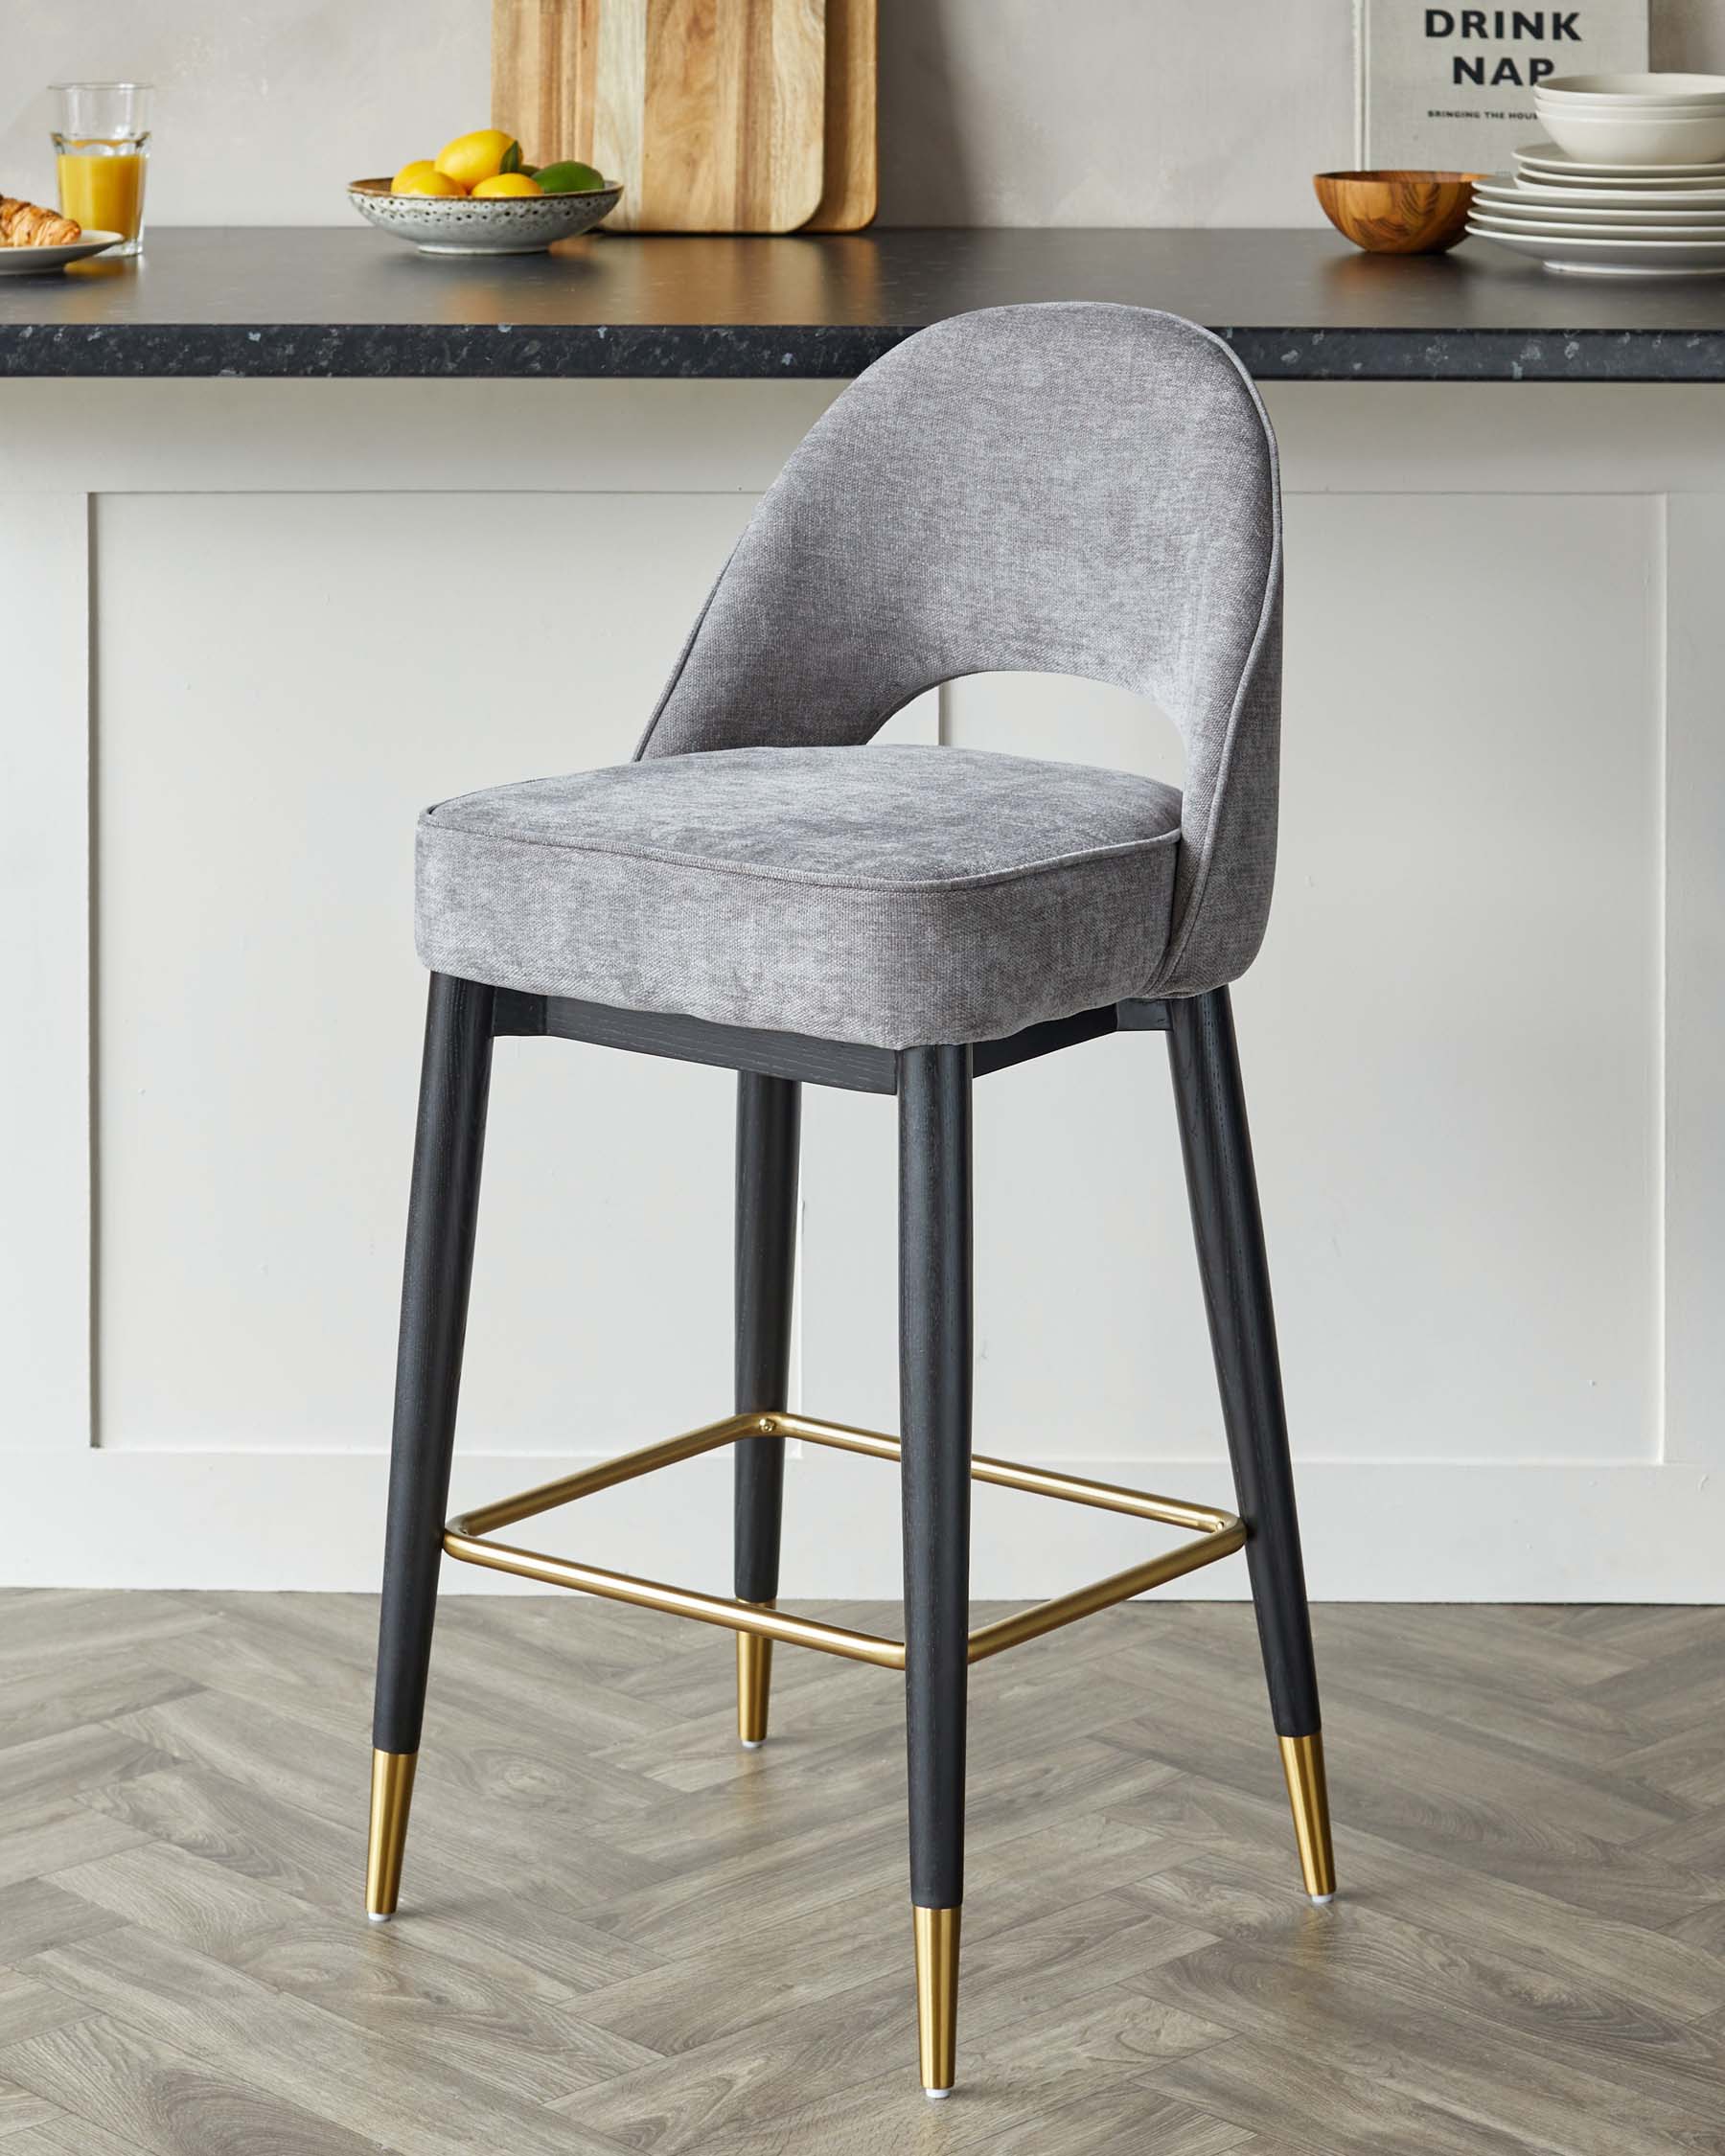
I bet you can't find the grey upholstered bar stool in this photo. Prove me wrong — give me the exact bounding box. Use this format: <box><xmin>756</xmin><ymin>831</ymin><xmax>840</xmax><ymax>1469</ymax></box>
<box><xmin>365</xmin><ymin>303</ymin><xmax>1332</xmax><ymax>2099</ymax></box>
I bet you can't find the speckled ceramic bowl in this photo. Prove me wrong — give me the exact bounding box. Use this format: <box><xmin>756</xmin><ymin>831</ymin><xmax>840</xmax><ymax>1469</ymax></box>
<box><xmin>348</xmin><ymin>177</ymin><xmax>623</xmax><ymax>256</ymax></box>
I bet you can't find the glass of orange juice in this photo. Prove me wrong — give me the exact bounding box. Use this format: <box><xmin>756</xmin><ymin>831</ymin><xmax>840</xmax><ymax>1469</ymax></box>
<box><xmin>52</xmin><ymin>82</ymin><xmax>151</xmax><ymax>258</ymax></box>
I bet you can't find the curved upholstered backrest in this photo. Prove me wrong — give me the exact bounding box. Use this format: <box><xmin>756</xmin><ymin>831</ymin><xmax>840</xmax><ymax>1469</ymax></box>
<box><xmin>635</xmin><ymin>303</ymin><xmax>1281</xmax><ymax>997</ymax></box>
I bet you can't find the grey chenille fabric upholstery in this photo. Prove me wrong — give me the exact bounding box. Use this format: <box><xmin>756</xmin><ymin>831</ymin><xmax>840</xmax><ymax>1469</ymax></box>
<box><xmin>415</xmin><ymin>303</ymin><xmax>1282</xmax><ymax>1046</ymax></box>
<box><xmin>417</xmin><ymin>746</ymin><xmax>1183</xmax><ymax>1049</ymax></box>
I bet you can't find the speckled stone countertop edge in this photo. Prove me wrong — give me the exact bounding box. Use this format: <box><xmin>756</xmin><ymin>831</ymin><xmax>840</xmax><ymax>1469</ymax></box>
<box><xmin>6</xmin><ymin>320</ymin><xmax>1725</xmax><ymax>380</ymax></box>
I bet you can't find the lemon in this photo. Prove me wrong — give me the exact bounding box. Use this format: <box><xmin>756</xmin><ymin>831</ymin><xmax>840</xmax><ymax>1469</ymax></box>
<box><xmin>393</xmin><ymin>165</ymin><xmax>465</xmax><ymax>196</ymax></box>
<box><xmin>435</xmin><ymin>129</ymin><xmax>520</xmax><ymax>189</ymax></box>
<box><xmin>471</xmin><ymin>172</ymin><xmax>542</xmax><ymax>197</ymax></box>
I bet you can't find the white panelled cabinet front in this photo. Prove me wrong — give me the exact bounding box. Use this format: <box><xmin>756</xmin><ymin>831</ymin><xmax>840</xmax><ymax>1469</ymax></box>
<box><xmin>3</xmin><ymin>379</ymin><xmax>1719</xmax><ymax>1594</ymax></box>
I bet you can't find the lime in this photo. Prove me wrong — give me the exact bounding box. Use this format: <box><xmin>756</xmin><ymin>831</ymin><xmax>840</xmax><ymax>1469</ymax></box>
<box><xmin>534</xmin><ymin>160</ymin><xmax>605</xmax><ymax>195</ymax></box>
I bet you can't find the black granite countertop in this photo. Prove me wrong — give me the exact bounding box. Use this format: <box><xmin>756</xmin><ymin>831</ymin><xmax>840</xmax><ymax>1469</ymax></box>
<box><xmin>6</xmin><ymin>225</ymin><xmax>1725</xmax><ymax>380</ymax></box>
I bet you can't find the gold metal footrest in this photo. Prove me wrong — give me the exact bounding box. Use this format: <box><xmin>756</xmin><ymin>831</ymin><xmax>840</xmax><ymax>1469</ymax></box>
<box><xmin>444</xmin><ymin>1411</ymin><xmax>1245</xmax><ymax>1668</ymax></box>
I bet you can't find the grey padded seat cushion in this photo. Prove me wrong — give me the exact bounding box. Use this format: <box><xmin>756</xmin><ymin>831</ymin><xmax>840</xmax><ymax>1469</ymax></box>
<box><xmin>416</xmin><ymin>745</ymin><xmax>1184</xmax><ymax>1049</ymax></box>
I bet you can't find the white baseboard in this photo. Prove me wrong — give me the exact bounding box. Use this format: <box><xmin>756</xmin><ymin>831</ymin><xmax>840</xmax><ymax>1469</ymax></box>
<box><xmin>11</xmin><ymin>1450</ymin><xmax>1719</xmax><ymax>1601</ymax></box>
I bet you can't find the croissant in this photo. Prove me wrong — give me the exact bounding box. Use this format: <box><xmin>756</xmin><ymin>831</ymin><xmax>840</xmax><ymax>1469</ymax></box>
<box><xmin>0</xmin><ymin>197</ymin><xmax>81</xmax><ymax>247</ymax></box>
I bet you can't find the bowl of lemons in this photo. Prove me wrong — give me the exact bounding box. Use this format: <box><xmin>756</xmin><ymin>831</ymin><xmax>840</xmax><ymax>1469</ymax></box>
<box><xmin>350</xmin><ymin>130</ymin><xmax>621</xmax><ymax>255</ymax></box>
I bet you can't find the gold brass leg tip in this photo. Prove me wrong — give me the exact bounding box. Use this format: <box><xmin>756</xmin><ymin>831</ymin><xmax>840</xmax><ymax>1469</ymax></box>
<box><xmin>914</xmin><ymin>1905</ymin><xmax>960</xmax><ymax>2096</ymax></box>
<box><xmin>737</xmin><ymin>1608</ymin><xmax>774</xmax><ymax>1748</ymax></box>
<box><xmin>365</xmin><ymin>1748</ymin><xmax>418</xmax><ymax>1920</ymax></box>
<box><xmin>1278</xmin><ymin>1731</ymin><xmax>1337</xmax><ymax>1902</ymax></box>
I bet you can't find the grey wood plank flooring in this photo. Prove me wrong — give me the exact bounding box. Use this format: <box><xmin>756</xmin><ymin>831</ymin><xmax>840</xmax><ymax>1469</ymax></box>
<box><xmin>0</xmin><ymin>1593</ymin><xmax>1720</xmax><ymax>2155</ymax></box>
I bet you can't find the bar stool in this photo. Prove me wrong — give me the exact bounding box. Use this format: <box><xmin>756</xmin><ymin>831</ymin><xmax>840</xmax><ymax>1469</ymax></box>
<box><xmin>364</xmin><ymin>302</ymin><xmax>1332</xmax><ymax>2099</ymax></box>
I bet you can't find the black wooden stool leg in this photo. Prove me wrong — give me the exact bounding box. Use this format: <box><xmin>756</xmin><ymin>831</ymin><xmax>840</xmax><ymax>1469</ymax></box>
<box><xmin>733</xmin><ymin>1073</ymin><xmax>801</xmax><ymax>1746</ymax></box>
<box><xmin>897</xmin><ymin>1044</ymin><xmax>973</xmax><ymax>2097</ymax></box>
<box><xmin>1167</xmin><ymin>987</ymin><xmax>1335</xmax><ymax>1903</ymax></box>
<box><xmin>366</xmin><ymin>972</ymin><xmax>495</xmax><ymax>1920</ymax></box>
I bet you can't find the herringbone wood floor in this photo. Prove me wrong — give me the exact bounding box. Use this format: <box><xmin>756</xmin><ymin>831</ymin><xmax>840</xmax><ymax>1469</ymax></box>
<box><xmin>0</xmin><ymin>1591</ymin><xmax>1721</xmax><ymax>2154</ymax></box>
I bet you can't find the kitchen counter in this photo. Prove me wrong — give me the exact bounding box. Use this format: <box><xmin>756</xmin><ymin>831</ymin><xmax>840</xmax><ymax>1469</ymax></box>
<box><xmin>11</xmin><ymin>223</ymin><xmax>1725</xmax><ymax>380</ymax></box>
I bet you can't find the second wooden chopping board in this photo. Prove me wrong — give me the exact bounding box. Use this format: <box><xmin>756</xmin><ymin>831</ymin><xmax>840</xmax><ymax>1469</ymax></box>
<box><xmin>494</xmin><ymin>0</ymin><xmax>826</xmax><ymax>233</ymax></box>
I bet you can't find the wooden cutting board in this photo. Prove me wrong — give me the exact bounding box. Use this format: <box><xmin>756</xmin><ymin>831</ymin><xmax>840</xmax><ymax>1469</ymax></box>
<box><xmin>493</xmin><ymin>0</ymin><xmax>827</xmax><ymax>234</ymax></box>
<box><xmin>805</xmin><ymin>0</ymin><xmax>876</xmax><ymax>231</ymax></box>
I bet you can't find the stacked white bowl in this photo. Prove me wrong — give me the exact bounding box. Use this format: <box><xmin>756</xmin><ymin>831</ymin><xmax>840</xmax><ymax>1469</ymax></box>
<box><xmin>1466</xmin><ymin>73</ymin><xmax>1725</xmax><ymax>276</ymax></box>
<box><xmin>1536</xmin><ymin>73</ymin><xmax>1725</xmax><ymax>165</ymax></box>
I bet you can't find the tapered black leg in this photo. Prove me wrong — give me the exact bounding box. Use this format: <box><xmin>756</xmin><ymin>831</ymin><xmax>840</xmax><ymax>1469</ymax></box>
<box><xmin>366</xmin><ymin>972</ymin><xmax>495</xmax><ymax>1918</ymax></box>
<box><xmin>1166</xmin><ymin>987</ymin><xmax>1335</xmax><ymax>1901</ymax></box>
<box><xmin>897</xmin><ymin>1044</ymin><xmax>972</xmax><ymax>2096</ymax></box>
<box><xmin>733</xmin><ymin>1073</ymin><xmax>800</xmax><ymax>1745</ymax></box>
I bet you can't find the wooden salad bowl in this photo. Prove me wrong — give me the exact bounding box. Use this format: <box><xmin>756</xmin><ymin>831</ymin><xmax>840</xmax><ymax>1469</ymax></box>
<box><xmin>1314</xmin><ymin>171</ymin><xmax>1484</xmax><ymax>254</ymax></box>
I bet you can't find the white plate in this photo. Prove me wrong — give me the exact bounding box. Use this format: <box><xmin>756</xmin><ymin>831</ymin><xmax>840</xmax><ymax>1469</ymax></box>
<box><xmin>1515</xmin><ymin>141</ymin><xmax>1725</xmax><ymax>178</ymax></box>
<box><xmin>1471</xmin><ymin>210</ymin><xmax>1725</xmax><ymax>241</ymax></box>
<box><xmin>1515</xmin><ymin>164</ymin><xmax>1725</xmax><ymax>192</ymax></box>
<box><xmin>1480</xmin><ymin>175</ymin><xmax>1725</xmax><ymax>211</ymax></box>
<box><xmin>1476</xmin><ymin>199</ymin><xmax>1725</xmax><ymax>227</ymax></box>
<box><xmin>0</xmin><ymin>229</ymin><xmax>123</xmax><ymax>275</ymax></box>
<box><xmin>1467</xmin><ymin>221</ymin><xmax>1725</xmax><ymax>273</ymax></box>
<box><xmin>1473</xmin><ymin>188</ymin><xmax>1725</xmax><ymax>225</ymax></box>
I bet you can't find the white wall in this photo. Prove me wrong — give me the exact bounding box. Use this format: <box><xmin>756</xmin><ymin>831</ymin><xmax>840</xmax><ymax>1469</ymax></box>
<box><xmin>4</xmin><ymin>378</ymin><xmax>1721</xmax><ymax>1598</ymax></box>
<box><xmin>5</xmin><ymin>1</ymin><xmax>1723</xmax><ymax>231</ymax></box>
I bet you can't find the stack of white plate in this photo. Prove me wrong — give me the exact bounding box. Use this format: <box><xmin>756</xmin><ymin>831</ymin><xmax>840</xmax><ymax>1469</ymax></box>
<box><xmin>1467</xmin><ymin>73</ymin><xmax>1725</xmax><ymax>276</ymax></box>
